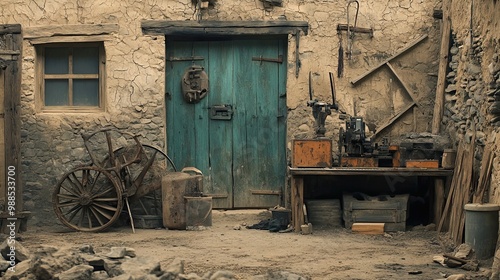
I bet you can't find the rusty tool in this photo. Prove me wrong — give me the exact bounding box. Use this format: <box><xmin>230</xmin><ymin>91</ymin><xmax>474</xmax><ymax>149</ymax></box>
<box><xmin>301</xmin><ymin>204</ymin><xmax>313</xmax><ymax>234</ymax></box>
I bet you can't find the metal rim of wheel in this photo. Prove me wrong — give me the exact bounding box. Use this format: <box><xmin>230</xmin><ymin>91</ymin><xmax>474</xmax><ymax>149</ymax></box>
<box><xmin>52</xmin><ymin>166</ymin><xmax>124</xmax><ymax>232</ymax></box>
<box><xmin>111</xmin><ymin>144</ymin><xmax>177</xmax><ymax>216</ymax></box>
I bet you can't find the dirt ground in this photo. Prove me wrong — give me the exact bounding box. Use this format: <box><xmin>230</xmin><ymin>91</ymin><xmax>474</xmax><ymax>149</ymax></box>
<box><xmin>18</xmin><ymin>210</ymin><xmax>492</xmax><ymax>280</ymax></box>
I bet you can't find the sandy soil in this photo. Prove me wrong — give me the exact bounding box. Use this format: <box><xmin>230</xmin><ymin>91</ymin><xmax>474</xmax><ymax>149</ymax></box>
<box><xmin>18</xmin><ymin>210</ymin><xmax>491</xmax><ymax>280</ymax></box>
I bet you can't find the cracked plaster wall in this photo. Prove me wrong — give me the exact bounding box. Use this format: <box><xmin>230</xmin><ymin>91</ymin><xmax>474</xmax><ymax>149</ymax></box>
<box><xmin>0</xmin><ymin>0</ymin><xmax>441</xmax><ymax>226</ymax></box>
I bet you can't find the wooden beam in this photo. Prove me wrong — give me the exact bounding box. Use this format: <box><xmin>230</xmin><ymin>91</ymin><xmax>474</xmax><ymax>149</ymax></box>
<box><xmin>3</xmin><ymin>32</ymin><xmax>22</xmax><ymax>211</ymax></box>
<box><xmin>289</xmin><ymin>167</ymin><xmax>453</xmax><ymax>177</ymax></box>
<box><xmin>350</xmin><ymin>34</ymin><xmax>428</xmax><ymax>85</ymax></box>
<box><xmin>434</xmin><ymin>178</ymin><xmax>445</xmax><ymax>225</ymax></box>
<box><xmin>0</xmin><ymin>24</ymin><xmax>21</xmax><ymax>35</ymax></box>
<box><xmin>28</xmin><ymin>35</ymin><xmax>113</xmax><ymax>45</ymax></box>
<box><xmin>374</xmin><ymin>102</ymin><xmax>416</xmax><ymax>137</ymax></box>
<box><xmin>24</xmin><ymin>24</ymin><xmax>119</xmax><ymax>39</ymax></box>
<box><xmin>141</xmin><ymin>20</ymin><xmax>309</xmax><ymax>36</ymax></box>
<box><xmin>431</xmin><ymin>0</ymin><xmax>452</xmax><ymax>134</ymax></box>
<box><xmin>336</xmin><ymin>24</ymin><xmax>374</xmax><ymax>36</ymax></box>
<box><xmin>386</xmin><ymin>62</ymin><xmax>418</xmax><ymax>103</ymax></box>
<box><xmin>352</xmin><ymin>223</ymin><xmax>385</xmax><ymax>234</ymax></box>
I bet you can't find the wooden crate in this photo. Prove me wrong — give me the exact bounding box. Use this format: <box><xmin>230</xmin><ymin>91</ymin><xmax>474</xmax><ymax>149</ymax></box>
<box><xmin>405</xmin><ymin>159</ymin><xmax>439</xmax><ymax>168</ymax></box>
<box><xmin>0</xmin><ymin>211</ymin><xmax>30</xmax><ymax>234</ymax></box>
<box><xmin>305</xmin><ymin>199</ymin><xmax>342</xmax><ymax>228</ymax></box>
<box><xmin>292</xmin><ymin>139</ymin><xmax>332</xmax><ymax>168</ymax></box>
<box><xmin>343</xmin><ymin>193</ymin><xmax>409</xmax><ymax>232</ymax></box>
<box><xmin>340</xmin><ymin>157</ymin><xmax>378</xmax><ymax>167</ymax></box>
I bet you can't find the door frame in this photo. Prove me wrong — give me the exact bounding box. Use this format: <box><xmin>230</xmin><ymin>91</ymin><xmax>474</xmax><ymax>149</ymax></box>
<box><xmin>165</xmin><ymin>36</ymin><xmax>288</xmax><ymax>208</ymax></box>
<box><xmin>142</xmin><ymin>20</ymin><xmax>309</xmax><ymax>208</ymax></box>
<box><xmin>0</xmin><ymin>24</ymin><xmax>23</xmax><ymax>213</ymax></box>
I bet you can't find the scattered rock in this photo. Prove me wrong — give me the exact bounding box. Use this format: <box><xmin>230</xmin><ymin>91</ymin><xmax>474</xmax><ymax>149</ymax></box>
<box><xmin>56</xmin><ymin>264</ymin><xmax>94</xmax><ymax>280</ymax></box>
<box><xmin>2</xmin><ymin>258</ymin><xmax>31</xmax><ymax>279</ymax></box>
<box><xmin>92</xmin><ymin>270</ymin><xmax>110</xmax><ymax>280</ymax></box>
<box><xmin>125</xmin><ymin>248</ymin><xmax>136</xmax><ymax>258</ymax></box>
<box><xmin>0</xmin><ymin>239</ymin><xmax>31</xmax><ymax>262</ymax></box>
<box><xmin>0</xmin><ymin>243</ymin><xmax>308</xmax><ymax>280</ymax></box>
<box><xmin>208</xmin><ymin>270</ymin><xmax>236</xmax><ymax>280</ymax></box>
<box><xmin>79</xmin><ymin>244</ymin><xmax>95</xmax><ymax>254</ymax></box>
<box><xmin>233</xmin><ymin>225</ymin><xmax>241</xmax><ymax>230</ymax></box>
<box><xmin>106</xmin><ymin>247</ymin><xmax>127</xmax><ymax>259</ymax></box>
<box><xmin>120</xmin><ymin>257</ymin><xmax>162</xmax><ymax>277</ymax></box>
<box><xmin>454</xmin><ymin>243</ymin><xmax>472</xmax><ymax>259</ymax></box>
<box><xmin>0</xmin><ymin>259</ymin><xmax>11</xmax><ymax>271</ymax></box>
<box><xmin>446</xmin><ymin>273</ymin><xmax>466</xmax><ymax>280</ymax></box>
<box><xmin>165</xmin><ymin>258</ymin><xmax>184</xmax><ymax>275</ymax></box>
<box><xmin>252</xmin><ymin>271</ymin><xmax>307</xmax><ymax>280</ymax></box>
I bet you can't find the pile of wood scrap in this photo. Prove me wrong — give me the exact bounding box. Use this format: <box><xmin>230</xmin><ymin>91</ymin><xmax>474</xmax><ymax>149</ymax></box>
<box><xmin>438</xmin><ymin>138</ymin><xmax>497</xmax><ymax>246</ymax></box>
<box><xmin>433</xmin><ymin>244</ymin><xmax>479</xmax><ymax>272</ymax></box>
<box><xmin>438</xmin><ymin>139</ymin><xmax>474</xmax><ymax>245</ymax></box>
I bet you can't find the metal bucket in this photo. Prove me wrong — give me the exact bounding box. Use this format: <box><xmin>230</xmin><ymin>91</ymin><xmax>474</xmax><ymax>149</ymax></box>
<box><xmin>464</xmin><ymin>203</ymin><xmax>500</xmax><ymax>259</ymax></box>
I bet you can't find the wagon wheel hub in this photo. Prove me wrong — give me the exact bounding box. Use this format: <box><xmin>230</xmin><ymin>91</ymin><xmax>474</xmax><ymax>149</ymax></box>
<box><xmin>79</xmin><ymin>194</ymin><xmax>93</xmax><ymax>206</ymax></box>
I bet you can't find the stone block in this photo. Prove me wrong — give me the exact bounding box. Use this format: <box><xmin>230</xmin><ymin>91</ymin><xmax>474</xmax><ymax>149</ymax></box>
<box><xmin>56</xmin><ymin>264</ymin><xmax>94</xmax><ymax>280</ymax></box>
<box><xmin>106</xmin><ymin>247</ymin><xmax>127</xmax><ymax>259</ymax></box>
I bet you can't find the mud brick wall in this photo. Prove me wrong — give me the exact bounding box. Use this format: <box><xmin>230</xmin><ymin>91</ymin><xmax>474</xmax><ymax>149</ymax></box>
<box><xmin>0</xmin><ymin>0</ymin><xmax>441</xmax><ymax>226</ymax></box>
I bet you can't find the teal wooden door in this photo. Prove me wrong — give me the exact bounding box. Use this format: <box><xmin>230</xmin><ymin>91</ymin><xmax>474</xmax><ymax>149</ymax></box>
<box><xmin>166</xmin><ymin>37</ymin><xmax>287</xmax><ymax>208</ymax></box>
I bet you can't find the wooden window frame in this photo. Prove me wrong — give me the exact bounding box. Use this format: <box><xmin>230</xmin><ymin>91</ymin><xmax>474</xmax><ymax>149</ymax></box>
<box><xmin>36</xmin><ymin>42</ymin><xmax>106</xmax><ymax>113</ymax></box>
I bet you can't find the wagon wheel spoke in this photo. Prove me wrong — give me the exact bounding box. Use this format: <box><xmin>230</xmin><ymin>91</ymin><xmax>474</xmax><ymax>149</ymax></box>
<box><xmin>64</xmin><ymin>205</ymin><xmax>83</xmax><ymax>222</ymax></box>
<box><xmin>125</xmin><ymin>145</ymin><xmax>176</xmax><ymax>217</ymax></box>
<box><xmin>53</xmin><ymin>166</ymin><xmax>123</xmax><ymax>232</ymax></box>
<box><xmin>89</xmin><ymin>206</ymin><xmax>106</xmax><ymax>226</ymax></box>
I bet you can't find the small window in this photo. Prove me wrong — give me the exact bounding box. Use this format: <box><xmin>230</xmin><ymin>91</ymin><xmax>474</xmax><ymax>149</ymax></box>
<box><xmin>37</xmin><ymin>42</ymin><xmax>105</xmax><ymax>111</ymax></box>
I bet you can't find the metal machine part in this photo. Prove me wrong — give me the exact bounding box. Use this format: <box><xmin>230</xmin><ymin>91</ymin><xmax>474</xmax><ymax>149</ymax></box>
<box><xmin>181</xmin><ymin>65</ymin><xmax>209</xmax><ymax>103</ymax></box>
<box><xmin>307</xmin><ymin>72</ymin><xmax>339</xmax><ymax>138</ymax></box>
<box><xmin>339</xmin><ymin>116</ymin><xmax>373</xmax><ymax>157</ymax></box>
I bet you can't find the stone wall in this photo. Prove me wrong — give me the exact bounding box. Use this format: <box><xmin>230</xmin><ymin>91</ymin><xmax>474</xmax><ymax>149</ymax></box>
<box><xmin>0</xmin><ymin>0</ymin><xmax>441</xmax><ymax>226</ymax></box>
<box><xmin>444</xmin><ymin>0</ymin><xmax>500</xmax><ymax>204</ymax></box>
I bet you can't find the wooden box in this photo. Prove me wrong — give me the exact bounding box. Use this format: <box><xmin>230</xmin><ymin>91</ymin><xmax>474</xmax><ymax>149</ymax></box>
<box><xmin>343</xmin><ymin>193</ymin><xmax>409</xmax><ymax>232</ymax></box>
<box><xmin>305</xmin><ymin>199</ymin><xmax>342</xmax><ymax>228</ymax></box>
<box><xmin>405</xmin><ymin>159</ymin><xmax>439</xmax><ymax>168</ymax></box>
<box><xmin>340</xmin><ymin>157</ymin><xmax>378</xmax><ymax>167</ymax></box>
<box><xmin>292</xmin><ymin>139</ymin><xmax>332</xmax><ymax>168</ymax></box>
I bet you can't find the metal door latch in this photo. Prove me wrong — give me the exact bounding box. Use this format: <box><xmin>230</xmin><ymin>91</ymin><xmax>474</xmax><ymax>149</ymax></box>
<box><xmin>209</xmin><ymin>105</ymin><xmax>233</xmax><ymax>120</ymax></box>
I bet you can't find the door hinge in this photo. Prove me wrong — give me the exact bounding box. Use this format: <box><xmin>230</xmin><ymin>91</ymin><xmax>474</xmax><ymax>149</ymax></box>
<box><xmin>252</xmin><ymin>55</ymin><xmax>283</xmax><ymax>64</ymax></box>
<box><xmin>167</xmin><ymin>56</ymin><xmax>204</xmax><ymax>62</ymax></box>
<box><xmin>251</xmin><ymin>190</ymin><xmax>282</xmax><ymax>196</ymax></box>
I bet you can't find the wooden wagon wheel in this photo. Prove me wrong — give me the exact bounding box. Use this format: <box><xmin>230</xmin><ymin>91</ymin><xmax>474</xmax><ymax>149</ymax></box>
<box><xmin>109</xmin><ymin>144</ymin><xmax>177</xmax><ymax>216</ymax></box>
<box><xmin>52</xmin><ymin>166</ymin><xmax>124</xmax><ymax>232</ymax></box>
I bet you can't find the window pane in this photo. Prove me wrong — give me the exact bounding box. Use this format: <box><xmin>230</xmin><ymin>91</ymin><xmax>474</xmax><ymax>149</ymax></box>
<box><xmin>45</xmin><ymin>48</ymin><xmax>69</xmax><ymax>74</ymax></box>
<box><xmin>45</xmin><ymin>79</ymin><xmax>69</xmax><ymax>106</ymax></box>
<box><xmin>73</xmin><ymin>47</ymin><xmax>99</xmax><ymax>74</ymax></box>
<box><xmin>73</xmin><ymin>79</ymin><xmax>99</xmax><ymax>106</ymax></box>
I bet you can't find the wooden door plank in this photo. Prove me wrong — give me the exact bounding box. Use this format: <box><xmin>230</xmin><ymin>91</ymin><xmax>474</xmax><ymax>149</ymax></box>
<box><xmin>232</xmin><ymin>38</ymin><xmax>283</xmax><ymax>208</ymax></box>
<box><xmin>232</xmin><ymin>39</ymin><xmax>261</xmax><ymax>207</ymax></box>
<box><xmin>350</xmin><ymin>34</ymin><xmax>428</xmax><ymax>85</ymax></box>
<box><xmin>0</xmin><ymin>71</ymin><xmax>5</xmax><ymax>206</ymax></box>
<box><xmin>166</xmin><ymin>41</ymin><xmax>199</xmax><ymax>173</ymax></box>
<box><xmin>206</xmin><ymin>40</ymin><xmax>233</xmax><ymax>208</ymax></box>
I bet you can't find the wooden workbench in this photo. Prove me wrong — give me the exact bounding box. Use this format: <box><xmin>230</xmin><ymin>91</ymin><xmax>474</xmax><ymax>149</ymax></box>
<box><xmin>289</xmin><ymin>167</ymin><xmax>453</xmax><ymax>232</ymax></box>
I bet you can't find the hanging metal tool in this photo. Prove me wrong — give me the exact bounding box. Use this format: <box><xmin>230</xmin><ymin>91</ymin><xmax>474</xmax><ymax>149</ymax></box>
<box><xmin>346</xmin><ymin>0</ymin><xmax>359</xmax><ymax>60</ymax></box>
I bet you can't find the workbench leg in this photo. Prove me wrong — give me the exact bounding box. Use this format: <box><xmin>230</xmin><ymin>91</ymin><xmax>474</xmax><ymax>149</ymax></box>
<box><xmin>434</xmin><ymin>178</ymin><xmax>445</xmax><ymax>226</ymax></box>
<box><xmin>291</xmin><ymin>176</ymin><xmax>304</xmax><ymax>232</ymax></box>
